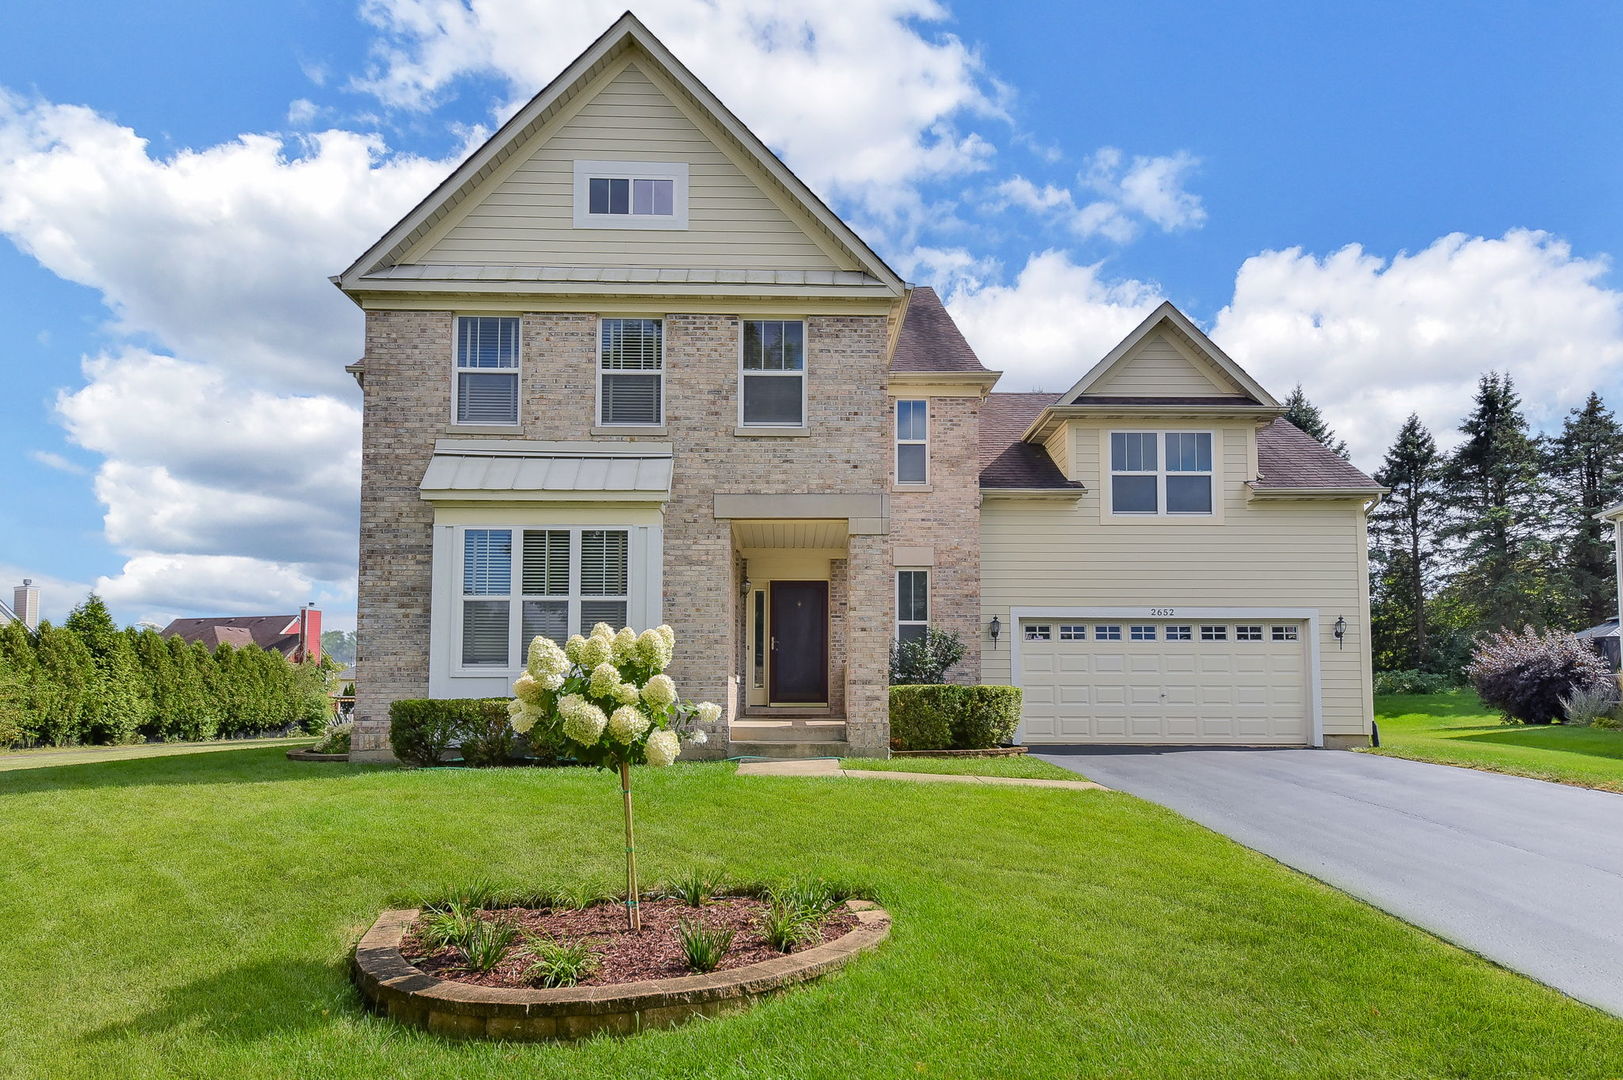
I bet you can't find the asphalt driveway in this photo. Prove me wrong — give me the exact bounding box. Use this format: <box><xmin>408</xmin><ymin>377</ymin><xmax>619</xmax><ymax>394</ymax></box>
<box><xmin>1037</xmin><ymin>746</ymin><xmax>1623</xmax><ymax>1016</ymax></box>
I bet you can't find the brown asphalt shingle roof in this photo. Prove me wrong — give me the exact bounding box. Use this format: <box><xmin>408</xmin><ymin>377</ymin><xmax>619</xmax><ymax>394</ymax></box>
<box><xmin>891</xmin><ymin>286</ymin><xmax>991</xmax><ymax>373</ymax></box>
<box><xmin>1253</xmin><ymin>418</ymin><xmax>1381</xmax><ymax>490</ymax></box>
<box><xmin>978</xmin><ymin>399</ymin><xmax>1381</xmax><ymax>492</ymax></box>
<box><xmin>162</xmin><ymin>615</ymin><xmax>301</xmax><ymax>656</ymax></box>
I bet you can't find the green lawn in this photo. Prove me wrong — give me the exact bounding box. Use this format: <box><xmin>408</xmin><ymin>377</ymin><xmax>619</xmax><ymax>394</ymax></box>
<box><xmin>1372</xmin><ymin>690</ymin><xmax>1623</xmax><ymax>792</ymax></box>
<box><xmin>3</xmin><ymin>749</ymin><xmax>1621</xmax><ymax>1078</ymax></box>
<box><xmin>839</xmin><ymin>754</ymin><xmax>1079</xmax><ymax>780</ymax></box>
<box><xmin>0</xmin><ymin>735</ymin><xmax>312</xmax><ymax>772</ymax></box>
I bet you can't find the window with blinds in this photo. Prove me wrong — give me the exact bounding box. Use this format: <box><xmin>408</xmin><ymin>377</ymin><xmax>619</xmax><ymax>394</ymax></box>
<box><xmin>458</xmin><ymin>526</ymin><xmax>633</xmax><ymax>670</ymax></box>
<box><xmin>454</xmin><ymin>316</ymin><xmax>520</xmax><ymax>425</ymax></box>
<box><xmin>599</xmin><ymin>319</ymin><xmax>663</xmax><ymax>426</ymax></box>
<box><xmin>740</xmin><ymin>320</ymin><xmax>806</xmax><ymax>426</ymax></box>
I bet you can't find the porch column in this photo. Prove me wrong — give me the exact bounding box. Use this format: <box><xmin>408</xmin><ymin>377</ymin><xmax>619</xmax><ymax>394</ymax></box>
<box><xmin>844</xmin><ymin>532</ymin><xmax>891</xmax><ymax>756</ymax></box>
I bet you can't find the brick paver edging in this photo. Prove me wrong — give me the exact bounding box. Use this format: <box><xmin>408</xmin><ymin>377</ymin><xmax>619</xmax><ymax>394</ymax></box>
<box><xmin>352</xmin><ymin>900</ymin><xmax>891</xmax><ymax>1041</ymax></box>
<box><xmin>286</xmin><ymin>748</ymin><xmax>349</xmax><ymax>762</ymax></box>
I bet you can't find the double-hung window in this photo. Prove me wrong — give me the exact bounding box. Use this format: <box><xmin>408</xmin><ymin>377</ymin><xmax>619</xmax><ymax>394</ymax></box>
<box><xmin>598</xmin><ymin>318</ymin><xmax>663</xmax><ymax>426</ymax></box>
<box><xmin>458</xmin><ymin>527</ymin><xmax>630</xmax><ymax>669</ymax></box>
<box><xmin>895</xmin><ymin>400</ymin><xmax>928</xmax><ymax>484</ymax></box>
<box><xmin>454</xmin><ymin>317</ymin><xmax>520</xmax><ymax>425</ymax></box>
<box><xmin>1109</xmin><ymin>431</ymin><xmax>1214</xmax><ymax>515</ymax></box>
<box><xmin>740</xmin><ymin>320</ymin><xmax>805</xmax><ymax>427</ymax></box>
<box><xmin>896</xmin><ymin>569</ymin><xmax>929</xmax><ymax>644</ymax></box>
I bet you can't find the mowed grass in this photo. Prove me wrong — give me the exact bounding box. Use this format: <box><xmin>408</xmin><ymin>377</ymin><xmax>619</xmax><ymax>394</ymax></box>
<box><xmin>839</xmin><ymin>754</ymin><xmax>1079</xmax><ymax>780</ymax></box>
<box><xmin>1372</xmin><ymin>690</ymin><xmax>1623</xmax><ymax>792</ymax></box>
<box><xmin>3</xmin><ymin>750</ymin><xmax>1622</xmax><ymax>1078</ymax></box>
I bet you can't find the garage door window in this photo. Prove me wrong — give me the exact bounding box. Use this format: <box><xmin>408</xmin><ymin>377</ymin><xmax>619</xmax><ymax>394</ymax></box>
<box><xmin>1109</xmin><ymin>431</ymin><xmax>1214</xmax><ymax>516</ymax></box>
<box><xmin>1025</xmin><ymin>624</ymin><xmax>1052</xmax><ymax>640</ymax></box>
<box><xmin>1166</xmin><ymin>625</ymin><xmax>1193</xmax><ymax>640</ymax></box>
<box><xmin>1272</xmin><ymin>625</ymin><xmax>1299</xmax><ymax>641</ymax></box>
<box><xmin>1236</xmin><ymin>625</ymin><xmax>1263</xmax><ymax>641</ymax></box>
<box><xmin>1130</xmin><ymin>625</ymin><xmax>1156</xmax><ymax>640</ymax></box>
<box><xmin>1059</xmin><ymin>625</ymin><xmax>1086</xmax><ymax>640</ymax></box>
<box><xmin>1095</xmin><ymin>625</ymin><xmax>1122</xmax><ymax>640</ymax></box>
<box><xmin>1200</xmin><ymin>625</ymin><xmax>1227</xmax><ymax>641</ymax></box>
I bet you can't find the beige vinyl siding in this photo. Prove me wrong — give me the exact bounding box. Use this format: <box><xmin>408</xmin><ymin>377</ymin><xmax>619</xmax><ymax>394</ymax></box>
<box><xmin>982</xmin><ymin>419</ymin><xmax>1373</xmax><ymax>739</ymax></box>
<box><xmin>1087</xmin><ymin>330</ymin><xmax>1245</xmax><ymax>398</ymax></box>
<box><xmin>407</xmin><ymin>61</ymin><xmax>844</xmax><ymax>272</ymax></box>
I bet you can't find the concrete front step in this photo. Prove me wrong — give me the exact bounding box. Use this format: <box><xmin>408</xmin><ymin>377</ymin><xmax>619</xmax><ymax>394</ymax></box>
<box><xmin>728</xmin><ymin>739</ymin><xmax>849</xmax><ymax>760</ymax></box>
<box><xmin>731</xmin><ymin>720</ymin><xmax>847</xmax><ymax>743</ymax></box>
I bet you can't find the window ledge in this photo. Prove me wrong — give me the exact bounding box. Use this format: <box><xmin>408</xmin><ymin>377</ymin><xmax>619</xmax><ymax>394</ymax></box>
<box><xmin>445</xmin><ymin>424</ymin><xmax>523</xmax><ymax>436</ymax></box>
<box><xmin>891</xmin><ymin>483</ymin><xmax>933</xmax><ymax>493</ymax></box>
<box><xmin>592</xmin><ymin>425</ymin><xmax>668</xmax><ymax>437</ymax></box>
<box><xmin>734</xmin><ymin>426</ymin><xmax>810</xmax><ymax>438</ymax></box>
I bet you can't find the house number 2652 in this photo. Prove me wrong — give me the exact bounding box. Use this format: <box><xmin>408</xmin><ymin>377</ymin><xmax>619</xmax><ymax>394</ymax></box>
<box><xmin>1148</xmin><ymin>608</ymin><xmax>1175</xmax><ymax>617</ymax></box>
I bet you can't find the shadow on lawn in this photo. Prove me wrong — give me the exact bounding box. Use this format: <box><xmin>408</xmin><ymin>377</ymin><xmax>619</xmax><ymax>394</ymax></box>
<box><xmin>0</xmin><ymin>747</ymin><xmax>386</xmax><ymax>797</ymax></box>
<box><xmin>1451</xmin><ymin>725</ymin><xmax>1623</xmax><ymax>762</ymax></box>
<box><xmin>85</xmin><ymin>958</ymin><xmax>359</xmax><ymax>1045</ymax></box>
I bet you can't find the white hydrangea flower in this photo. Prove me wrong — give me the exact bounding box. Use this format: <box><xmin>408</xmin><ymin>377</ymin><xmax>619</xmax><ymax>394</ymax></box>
<box><xmin>641</xmin><ymin>673</ymin><xmax>677</xmax><ymax>708</ymax></box>
<box><xmin>636</xmin><ymin>628</ymin><xmax>673</xmax><ymax>672</ymax></box>
<box><xmin>577</xmin><ymin>635</ymin><xmax>611</xmax><ymax>669</ymax></box>
<box><xmin>527</xmin><ymin>637</ymin><xmax>569</xmax><ymax>678</ymax></box>
<box><xmin>512</xmin><ymin>672</ymin><xmax>545</xmax><ymax>705</ymax></box>
<box><xmin>614</xmin><ymin>681</ymin><xmax>641</xmax><ymax>706</ymax></box>
<box><xmin>686</xmin><ymin>728</ymin><xmax>708</xmax><ymax>745</ymax></box>
<box><xmin>588</xmin><ymin>662</ymin><xmax>621</xmax><ymax>698</ymax></box>
<box><xmin>559</xmin><ymin>695</ymin><xmax>607</xmax><ymax>744</ymax></box>
<box><xmin>612</xmin><ymin>626</ymin><xmax>638</xmax><ymax>663</ymax></box>
<box><xmin>507</xmin><ymin>698</ymin><xmax>537</xmax><ymax>734</ymax></box>
<box><xmin>607</xmin><ymin>704</ymin><xmax>651</xmax><ymax>743</ymax></box>
<box><xmin>591</xmin><ymin>622</ymin><xmax>617</xmax><ymax>639</ymax></box>
<box><xmin>540</xmin><ymin>672</ymin><xmax>565</xmax><ymax>691</ymax></box>
<box><xmin>655</xmin><ymin>624</ymin><xmax>675</xmax><ymax>649</ymax></box>
<box><xmin>645</xmin><ymin>728</ymin><xmax>681</xmax><ymax>767</ymax></box>
<box><xmin>564</xmin><ymin>634</ymin><xmax>587</xmax><ymax>664</ymax></box>
<box><xmin>695</xmin><ymin>701</ymin><xmax>723</xmax><ymax>727</ymax></box>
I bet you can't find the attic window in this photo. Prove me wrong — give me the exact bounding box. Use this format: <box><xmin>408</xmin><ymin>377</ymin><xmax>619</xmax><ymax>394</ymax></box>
<box><xmin>573</xmin><ymin>160</ymin><xmax>689</xmax><ymax>230</ymax></box>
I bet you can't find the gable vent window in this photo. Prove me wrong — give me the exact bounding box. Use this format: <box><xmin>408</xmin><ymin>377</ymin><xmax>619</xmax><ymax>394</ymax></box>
<box><xmin>573</xmin><ymin>160</ymin><xmax>689</xmax><ymax>230</ymax></box>
<box><xmin>740</xmin><ymin>320</ymin><xmax>806</xmax><ymax>427</ymax></box>
<box><xmin>590</xmin><ymin>177</ymin><xmax>673</xmax><ymax>217</ymax></box>
<box><xmin>454</xmin><ymin>317</ymin><xmax>520</xmax><ymax>425</ymax></box>
<box><xmin>1110</xmin><ymin>431</ymin><xmax>1214</xmax><ymax>516</ymax></box>
<box><xmin>599</xmin><ymin>318</ymin><xmax>663</xmax><ymax>426</ymax></box>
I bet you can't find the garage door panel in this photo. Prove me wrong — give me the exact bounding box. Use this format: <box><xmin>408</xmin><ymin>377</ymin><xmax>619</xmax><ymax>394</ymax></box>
<box><xmin>1019</xmin><ymin>618</ymin><xmax>1310</xmax><ymax>745</ymax></box>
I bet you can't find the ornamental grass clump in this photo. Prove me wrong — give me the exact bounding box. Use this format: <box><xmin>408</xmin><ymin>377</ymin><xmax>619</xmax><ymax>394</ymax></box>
<box><xmin>509</xmin><ymin>623</ymin><xmax>718</xmax><ymax>930</ymax></box>
<box><xmin>1465</xmin><ymin>625</ymin><xmax>1614</xmax><ymax>725</ymax></box>
<box><xmin>522</xmin><ymin>933</ymin><xmax>598</xmax><ymax>988</ymax></box>
<box><xmin>458</xmin><ymin>917</ymin><xmax>517</xmax><ymax>973</ymax></box>
<box><xmin>676</xmin><ymin>918</ymin><xmax>734</xmax><ymax>974</ymax></box>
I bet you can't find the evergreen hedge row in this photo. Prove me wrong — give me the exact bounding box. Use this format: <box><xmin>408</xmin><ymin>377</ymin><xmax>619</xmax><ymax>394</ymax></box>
<box><xmin>0</xmin><ymin>595</ymin><xmax>332</xmax><ymax>749</ymax></box>
<box><xmin>888</xmin><ymin>684</ymin><xmax>1023</xmax><ymax>751</ymax></box>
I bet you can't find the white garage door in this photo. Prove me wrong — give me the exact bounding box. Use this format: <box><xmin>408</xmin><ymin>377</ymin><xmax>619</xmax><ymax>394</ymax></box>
<box><xmin>1017</xmin><ymin>618</ymin><xmax>1311</xmax><ymax>745</ymax></box>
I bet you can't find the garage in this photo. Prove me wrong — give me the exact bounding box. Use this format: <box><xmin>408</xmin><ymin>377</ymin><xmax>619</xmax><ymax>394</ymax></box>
<box><xmin>1014</xmin><ymin>613</ymin><xmax>1316</xmax><ymax>745</ymax></box>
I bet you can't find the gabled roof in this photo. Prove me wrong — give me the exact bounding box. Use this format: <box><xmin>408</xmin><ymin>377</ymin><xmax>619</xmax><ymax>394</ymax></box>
<box><xmin>0</xmin><ymin>597</ymin><xmax>16</xmax><ymax>625</ymax></box>
<box><xmin>892</xmin><ymin>287</ymin><xmax>993</xmax><ymax>374</ymax></box>
<box><xmin>162</xmin><ymin>615</ymin><xmax>302</xmax><ymax>656</ymax></box>
<box><xmin>1056</xmin><ymin>301</ymin><xmax>1279</xmax><ymax>408</ymax></box>
<box><xmin>979</xmin><ymin>392</ymin><xmax>1078</xmax><ymax>491</ymax></box>
<box><xmin>337</xmin><ymin>12</ymin><xmax>902</xmax><ymax>297</ymax></box>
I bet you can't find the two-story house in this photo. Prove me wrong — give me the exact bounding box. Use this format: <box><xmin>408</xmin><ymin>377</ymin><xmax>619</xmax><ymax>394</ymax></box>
<box><xmin>338</xmin><ymin>14</ymin><xmax>1381</xmax><ymax>761</ymax></box>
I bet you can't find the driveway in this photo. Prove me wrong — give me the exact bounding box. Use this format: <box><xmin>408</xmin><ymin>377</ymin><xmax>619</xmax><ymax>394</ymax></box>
<box><xmin>1037</xmin><ymin>746</ymin><xmax>1623</xmax><ymax>1016</ymax></box>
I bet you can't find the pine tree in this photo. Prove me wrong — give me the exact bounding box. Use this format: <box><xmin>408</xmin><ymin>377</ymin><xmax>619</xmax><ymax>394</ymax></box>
<box><xmin>1440</xmin><ymin>373</ymin><xmax>1560</xmax><ymax>632</ymax></box>
<box><xmin>64</xmin><ymin>593</ymin><xmax>150</xmax><ymax>743</ymax></box>
<box><xmin>32</xmin><ymin>621</ymin><xmax>100</xmax><ymax>745</ymax></box>
<box><xmin>0</xmin><ymin>620</ymin><xmax>43</xmax><ymax>746</ymax></box>
<box><xmin>131</xmin><ymin>628</ymin><xmax>177</xmax><ymax>739</ymax></box>
<box><xmin>1548</xmin><ymin>392</ymin><xmax>1623</xmax><ymax>625</ymax></box>
<box><xmin>1369</xmin><ymin>414</ymin><xmax>1444</xmax><ymax>669</ymax></box>
<box><xmin>1282</xmin><ymin>384</ymin><xmax>1349</xmax><ymax>459</ymax></box>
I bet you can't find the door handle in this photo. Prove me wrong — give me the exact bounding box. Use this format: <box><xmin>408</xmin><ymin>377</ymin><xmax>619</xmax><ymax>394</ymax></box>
<box><xmin>771</xmin><ymin>636</ymin><xmax>778</xmax><ymax>651</ymax></box>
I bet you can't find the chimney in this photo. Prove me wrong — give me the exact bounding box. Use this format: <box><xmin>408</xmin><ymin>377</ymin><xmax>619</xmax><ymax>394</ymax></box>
<box><xmin>13</xmin><ymin>580</ymin><xmax>39</xmax><ymax>632</ymax></box>
<box><xmin>298</xmin><ymin>603</ymin><xmax>322</xmax><ymax>663</ymax></box>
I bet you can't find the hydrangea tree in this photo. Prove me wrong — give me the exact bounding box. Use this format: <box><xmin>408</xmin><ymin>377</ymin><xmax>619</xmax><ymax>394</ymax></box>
<box><xmin>510</xmin><ymin>622</ymin><xmax>720</xmax><ymax>930</ymax></box>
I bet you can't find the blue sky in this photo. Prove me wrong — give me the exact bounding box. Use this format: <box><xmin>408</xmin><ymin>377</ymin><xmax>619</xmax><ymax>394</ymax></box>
<box><xmin>2</xmin><ymin>0</ymin><xmax>1621</xmax><ymax>628</ymax></box>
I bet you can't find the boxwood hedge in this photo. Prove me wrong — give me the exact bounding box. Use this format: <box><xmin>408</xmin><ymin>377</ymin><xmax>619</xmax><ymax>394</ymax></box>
<box><xmin>889</xmin><ymin>684</ymin><xmax>1022</xmax><ymax>751</ymax></box>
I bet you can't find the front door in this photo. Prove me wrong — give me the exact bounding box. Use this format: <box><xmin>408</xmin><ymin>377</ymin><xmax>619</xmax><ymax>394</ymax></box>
<box><xmin>769</xmin><ymin>581</ymin><xmax>828</xmax><ymax>704</ymax></box>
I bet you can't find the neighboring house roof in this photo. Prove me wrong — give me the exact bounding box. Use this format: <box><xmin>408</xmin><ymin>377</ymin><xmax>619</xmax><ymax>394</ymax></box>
<box><xmin>162</xmin><ymin>616</ymin><xmax>302</xmax><ymax>656</ymax></box>
<box><xmin>0</xmin><ymin>598</ymin><xmax>15</xmax><ymax>625</ymax></box>
<box><xmin>1252</xmin><ymin>419</ymin><xmax>1382</xmax><ymax>492</ymax></box>
<box><xmin>979</xmin><ymin>393</ymin><xmax>1079</xmax><ymax>490</ymax></box>
<box><xmin>891</xmin><ymin>287</ymin><xmax>992</xmax><ymax>374</ymax></box>
<box><xmin>337</xmin><ymin>12</ymin><xmax>902</xmax><ymax>299</ymax></box>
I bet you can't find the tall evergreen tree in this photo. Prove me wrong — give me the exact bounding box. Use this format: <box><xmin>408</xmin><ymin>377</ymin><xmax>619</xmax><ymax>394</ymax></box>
<box><xmin>64</xmin><ymin>593</ymin><xmax>150</xmax><ymax>743</ymax></box>
<box><xmin>131</xmin><ymin>628</ymin><xmax>178</xmax><ymax>739</ymax></box>
<box><xmin>1440</xmin><ymin>373</ymin><xmax>1560</xmax><ymax>632</ymax></box>
<box><xmin>1282</xmin><ymin>384</ymin><xmax>1349</xmax><ymax>459</ymax></box>
<box><xmin>1548</xmin><ymin>391</ymin><xmax>1623</xmax><ymax>625</ymax></box>
<box><xmin>0</xmin><ymin>620</ymin><xmax>43</xmax><ymax>745</ymax></box>
<box><xmin>1369</xmin><ymin>414</ymin><xmax>1444</xmax><ymax>669</ymax></box>
<box><xmin>32</xmin><ymin>621</ymin><xmax>100</xmax><ymax>745</ymax></box>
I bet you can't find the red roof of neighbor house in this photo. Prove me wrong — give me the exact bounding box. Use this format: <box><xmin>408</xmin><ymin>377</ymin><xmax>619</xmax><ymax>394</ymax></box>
<box><xmin>1252</xmin><ymin>418</ymin><xmax>1381</xmax><ymax>490</ymax></box>
<box><xmin>891</xmin><ymin>286</ymin><xmax>991</xmax><ymax>373</ymax></box>
<box><xmin>161</xmin><ymin>615</ymin><xmax>301</xmax><ymax>656</ymax></box>
<box><xmin>978</xmin><ymin>396</ymin><xmax>1381</xmax><ymax>492</ymax></box>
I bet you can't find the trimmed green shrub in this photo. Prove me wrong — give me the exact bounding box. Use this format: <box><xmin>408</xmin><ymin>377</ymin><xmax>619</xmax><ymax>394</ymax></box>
<box><xmin>458</xmin><ymin>699</ymin><xmax>518</xmax><ymax>767</ymax></box>
<box><xmin>955</xmin><ymin>686</ymin><xmax>1022</xmax><ymax>749</ymax></box>
<box><xmin>1466</xmin><ymin>626</ymin><xmax>1614</xmax><ymax>725</ymax></box>
<box><xmin>888</xmin><ymin>685</ymin><xmax>956</xmax><ymax>750</ymax></box>
<box><xmin>389</xmin><ymin>698</ymin><xmax>519</xmax><ymax>766</ymax></box>
<box><xmin>1373</xmin><ymin>669</ymin><xmax>1455</xmax><ymax>696</ymax></box>
<box><xmin>889</xmin><ymin>627</ymin><xmax>967</xmax><ymax>685</ymax></box>
<box><xmin>889</xmin><ymin>684</ymin><xmax>1024</xmax><ymax>750</ymax></box>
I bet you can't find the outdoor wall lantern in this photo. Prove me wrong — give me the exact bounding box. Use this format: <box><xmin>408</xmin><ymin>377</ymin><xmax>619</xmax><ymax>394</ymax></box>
<box><xmin>989</xmin><ymin>615</ymin><xmax>1002</xmax><ymax>646</ymax></box>
<box><xmin>1333</xmin><ymin>615</ymin><xmax>1347</xmax><ymax>648</ymax></box>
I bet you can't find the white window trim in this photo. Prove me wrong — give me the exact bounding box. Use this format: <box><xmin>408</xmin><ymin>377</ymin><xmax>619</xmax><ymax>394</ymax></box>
<box><xmin>737</xmin><ymin>318</ymin><xmax>809</xmax><ymax>430</ymax></box>
<box><xmin>1006</xmin><ymin>606</ymin><xmax>1324</xmax><ymax>746</ymax></box>
<box><xmin>595</xmin><ymin>316</ymin><xmax>665</xmax><ymax>428</ymax></box>
<box><xmin>896</xmin><ymin>567</ymin><xmax>930</xmax><ymax>642</ymax></box>
<box><xmin>1107</xmin><ymin>429</ymin><xmax>1216</xmax><ymax>518</ymax></box>
<box><xmin>449</xmin><ymin>524</ymin><xmax>633</xmax><ymax>678</ymax></box>
<box><xmin>895</xmin><ymin>399</ymin><xmax>929</xmax><ymax>485</ymax></box>
<box><xmin>572</xmin><ymin>159</ymin><xmax>689</xmax><ymax>230</ymax></box>
<box><xmin>451</xmin><ymin>315</ymin><xmax>522</xmax><ymax>428</ymax></box>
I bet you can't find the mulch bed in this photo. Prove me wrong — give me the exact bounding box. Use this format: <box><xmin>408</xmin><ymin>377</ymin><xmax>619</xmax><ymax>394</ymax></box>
<box><xmin>401</xmin><ymin>898</ymin><xmax>856</xmax><ymax>989</ymax></box>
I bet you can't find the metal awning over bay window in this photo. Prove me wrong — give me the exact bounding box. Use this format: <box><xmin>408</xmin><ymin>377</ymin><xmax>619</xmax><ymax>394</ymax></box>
<box><xmin>419</xmin><ymin>439</ymin><xmax>673</xmax><ymax>504</ymax></box>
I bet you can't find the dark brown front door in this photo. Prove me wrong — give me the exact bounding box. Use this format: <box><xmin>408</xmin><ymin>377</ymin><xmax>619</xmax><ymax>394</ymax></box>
<box><xmin>769</xmin><ymin>581</ymin><xmax>828</xmax><ymax>704</ymax></box>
